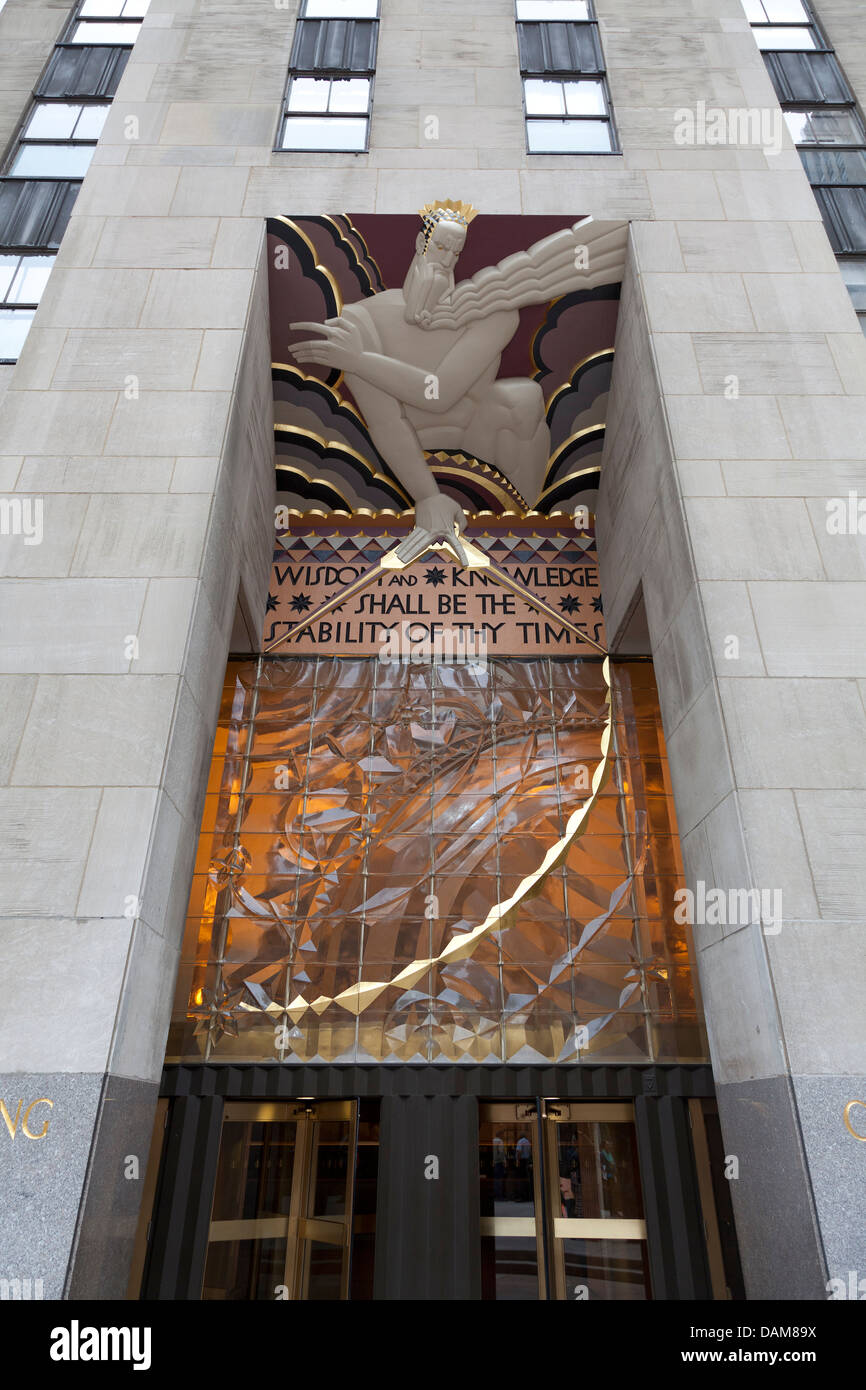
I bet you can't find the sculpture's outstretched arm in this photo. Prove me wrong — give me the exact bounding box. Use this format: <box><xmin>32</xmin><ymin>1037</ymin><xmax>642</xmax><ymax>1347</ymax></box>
<box><xmin>332</xmin><ymin>369</ymin><xmax>469</xmax><ymax>543</ymax></box>
<box><xmin>289</xmin><ymin>319</ymin><xmax>471</xmax><ymax>540</ymax></box>
<box><xmin>340</xmin><ymin>374</ymin><xmax>440</xmax><ymax>504</ymax></box>
<box><xmin>290</xmin><ymin>314</ymin><xmax>514</xmax><ymax>416</ymax></box>
<box><xmin>425</xmin><ymin>218</ymin><xmax>629</xmax><ymax>330</ymax></box>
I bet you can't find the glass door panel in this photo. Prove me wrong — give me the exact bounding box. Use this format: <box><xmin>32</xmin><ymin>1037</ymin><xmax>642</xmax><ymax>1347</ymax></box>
<box><xmin>203</xmin><ymin>1104</ymin><xmax>298</xmax><ymax>1300</ymax></box>
<box><xmin>202</xmin><ymin>1100</ymin><xmax>356</xmax><ymax>1300</ymax></box>
<box><xmin>297</xmin><ymin>1106</ymin><xmax>356</xmax><ymax>1300</ymax></box>
<box><xmin>479</xmin><ymin>1103</ymin><xmax>546</xmax><ymax>1299</ymax></box>
<box><xmin>479</xmin><ymin>1099</ymin><xmax>651</xmax><ymax>1300</ymax></box>
<box><xmin>548</xmin><ymin>1104</ymin><xmax>644</xmax><ymax>1219</ymax></box>
<box><xmin>544</xmin><ymin>1102</ymin><xmax>650</xmax><ymax>1301</ymax></box>
<box><xmin>560</xmin><ymin>1237</ymin><xmax>651</xmax><ymax>1300</ymax></box>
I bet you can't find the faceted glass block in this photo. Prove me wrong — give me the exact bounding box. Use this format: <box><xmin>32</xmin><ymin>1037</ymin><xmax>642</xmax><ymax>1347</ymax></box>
<box><xmin>175</xmin><ymin>656</ymin><xmax>704</xmax><ymax>1064</ymax></box>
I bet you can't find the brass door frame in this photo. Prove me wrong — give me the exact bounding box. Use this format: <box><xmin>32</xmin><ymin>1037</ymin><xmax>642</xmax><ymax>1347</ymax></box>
<box><xmin>541</xmin><ymin>1100</ymin><xmax>648</xmax><ymax>1300</ymax></box>
<box><xmin>295</xmin><ymin>1099</ymin><xmax>357</xmax><ymax>1301</ymax></box>
<box><xmin>687</xmin><ymin>1098</ymin><xmax>729</xmax><ymax>1300</ymax></box>
<box><xmin>479</xmin><ymin>1101</ymin><xmax>548</xmax><ymax>1299</ymax></box>
<box><xmin>480</xmin><ymin>1099</ymin><xmax>650</xmax><ymax>1301</ymax></box>
<box><xmin>204</xmin><ymin>1099</ymin><xmax>357</xmax><ymax>1300</ymax></box>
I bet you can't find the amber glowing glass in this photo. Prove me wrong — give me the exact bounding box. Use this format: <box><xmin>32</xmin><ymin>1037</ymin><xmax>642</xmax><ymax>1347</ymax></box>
<box><xmin>168</xmin><ymin>657</ymin><xmax>706</xmax><ymax>1064</ymax></box>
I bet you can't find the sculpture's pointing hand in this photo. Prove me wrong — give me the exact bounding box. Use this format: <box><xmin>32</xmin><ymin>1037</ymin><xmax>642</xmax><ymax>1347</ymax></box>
<box><xmin>289</xmin><ymin>318</ymin><xmax>363</xmax><ymax>371</ymax></box>
<box><xmin>414</xmin><ymin>493</ymin><xmax>467</xmax><ymax>540</ymax></box>
<box><xmin>411</xmin><ymin>495</ymin><xmax>469</xmax><ymax>565</ymax></box>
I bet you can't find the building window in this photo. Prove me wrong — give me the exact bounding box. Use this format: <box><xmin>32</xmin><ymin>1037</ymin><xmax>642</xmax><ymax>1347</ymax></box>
<box><xmin>69</xmin><ymin>0</ymin><xmax>149</xmax><ymax>43</ymax></box>
<box><xmin>0</xmin><ymin>254</ymin><xmax>54</xmax><ymax>362</ymax></box>
<box><xmin>278</xmin><ymin>0</ymin><xmax>379</xmax><ymax>153</ymax></box>
<box><xmin>744</xmin><ymin>0</ymin><xmax>817</xmax><ymax>48</ymax></box>
<box><xmin>745</xmin><ymin>0</ymin><xmax>866</xmax><ymax>331</ymax></box>
<box><xmin>0</xmin><ymin>0</ymin><xmax>150</xmax><ymax>361</ymax></box>
<box><xmin>840</xmin><ymin>259</ymin><xmax>866</xmax><ymax>332</ymax></box>
<box><xmin>516</xmin><ymin>0</ymin><xmax>618</xmax><ymax>154</ymax></box>
<box><xmin>8</xmin><ymin>101</ymin><xmax>111</xmax><ymax>178</ymax></box>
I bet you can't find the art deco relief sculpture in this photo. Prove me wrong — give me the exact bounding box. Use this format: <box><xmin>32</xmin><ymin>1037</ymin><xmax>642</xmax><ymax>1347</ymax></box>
<box><xmin>290</xmin><ymin>200</ymin><xmax>628</xmax><ymax>560</ymax></box>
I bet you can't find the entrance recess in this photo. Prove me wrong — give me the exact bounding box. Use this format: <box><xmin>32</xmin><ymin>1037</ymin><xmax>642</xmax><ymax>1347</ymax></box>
<box><xmin>202</xmin><ymin>1101</ymin><xmax>358</xmax><ymax>1300</ymax></box>
<box><xmin>480</xmin><ymin>1101</ymin><xmax>651</xmax><ymax>1299</ymax></box>
<box><xmin>142</xmin><ymin>1069</ymin><xmax>735</xmax><ymax>1300</ymax></box>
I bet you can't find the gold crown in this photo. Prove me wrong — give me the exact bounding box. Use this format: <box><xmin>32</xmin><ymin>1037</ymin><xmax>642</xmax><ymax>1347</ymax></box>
<box><xmin>418</xmin><ymin>199</ymin><xmax>478</xmax><ymax>246</ymax></box>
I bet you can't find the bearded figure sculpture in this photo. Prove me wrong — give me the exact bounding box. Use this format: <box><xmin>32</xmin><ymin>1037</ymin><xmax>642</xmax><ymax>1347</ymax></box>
<box><xmin>290</xmin><ymin>200</ymin><xmax>627</xmax><ymax>557</ymax></box>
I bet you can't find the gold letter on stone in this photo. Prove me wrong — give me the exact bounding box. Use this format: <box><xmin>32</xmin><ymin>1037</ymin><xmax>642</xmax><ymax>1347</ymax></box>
<box><xmin>844</xmin><ymin>1100</ymin><xmax>866</xmax><ymax>1141</ymax></box>
<box><xmin>0</xmin><ymin>1099</ymin><xmax>23</xmax><ymax>1140</ymax></box>
<box><xmin>22</xmin><ymin>1098</ymin><xmax>53</xmax><ymax>1140</ymax></box>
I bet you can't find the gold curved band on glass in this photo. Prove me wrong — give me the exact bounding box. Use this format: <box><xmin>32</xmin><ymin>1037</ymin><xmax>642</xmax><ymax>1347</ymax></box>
<box><xmin>284</xmin><ymin>656</ymin><xmax>614</xmax><ymax>1021</ymax></box>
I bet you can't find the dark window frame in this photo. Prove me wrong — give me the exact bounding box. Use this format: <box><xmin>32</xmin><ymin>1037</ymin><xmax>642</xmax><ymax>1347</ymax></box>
<box><xmin>749</xmin><ymin>0</ymin><xmax>866</xmax><ymax>300</ymax></box>
<box><xmin>0</xmin><ymin>252</ymin><xmax>55</xmax><ymax>364</ymax></box>
<box><xmin>61</xmin><ymin>3</ymin><xmax>147</xmax><ymax>47</ymax></box>
<box><xmin>2</xmin><ymin>0</ymin><xmax>140</xmax><ymax>182</ymax></box>
<box><xmin>0</xmin><ymin>0</ymin><xmax>146</xmax><ymax>362</ymax></box>
<box><xmin>280</xmin><ymin>72</ymin><xmax>375</xmax><ymax>153</ymax></box>
<box><xmin>522</xmin><ymin>74</ymin><xmax>614</xmax><ymax>146</ymax></box>
<box><xmin>746</xmin><ymin>0</ymin><xmax>825</xmax><ymax>50</ymax></box>
<box><xmin>275</xmin><ymin>1</ymin><xmax>380</xmax><ymax>154</ymax></box>
<box><xmin>3</xmin><ymin>99</ymin><xmax>112</xmax><ymax>181</ymax></box>
<box><xmin>750</xmin><ymin>23</ymin><xmax>828</xmax><ymax>53</ymax></box>
<box><xmin>515</xmin><ymin>0</ymin><xmax>620</xmax><ymax>157</ymax></box>
<box><xmin>797</xmin><ymin>146</ymin><xmax>866</xmax><ymax>184</ymax></box>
